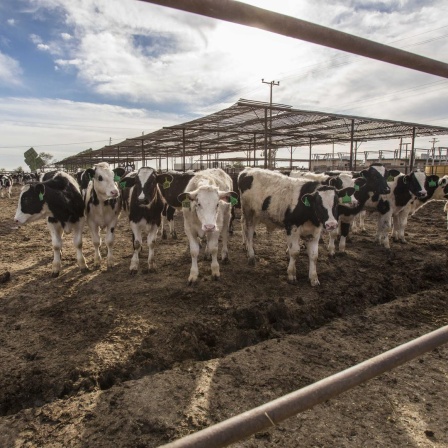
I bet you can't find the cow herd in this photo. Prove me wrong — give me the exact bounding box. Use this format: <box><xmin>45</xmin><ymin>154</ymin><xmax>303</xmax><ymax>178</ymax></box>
<box><xmin>10</xmin><ymin>162</ymin><xmax>448</xmax><ymax>285</ymax></box>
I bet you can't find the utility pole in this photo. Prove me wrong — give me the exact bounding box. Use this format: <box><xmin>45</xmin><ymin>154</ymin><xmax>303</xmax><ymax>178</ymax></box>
<box><xmin>429</xmin><ymin>137</ymin><xmax>439</xmax><ymax>166</ymax></box>
<box><xmin>262</xmin><ymin>79</ymin><xmax>279</xmax><ymax>169</ymax></box>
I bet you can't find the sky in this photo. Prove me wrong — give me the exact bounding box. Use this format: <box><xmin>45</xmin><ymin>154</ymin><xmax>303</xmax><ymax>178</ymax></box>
<box><xmin>1</xmin><ymin>0</ymin><xmax>448</xmax><ymax>171</ymax></box>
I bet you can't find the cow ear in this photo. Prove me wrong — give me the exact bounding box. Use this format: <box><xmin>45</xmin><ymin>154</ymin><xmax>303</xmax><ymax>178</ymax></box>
<box><xmin>113</xmin><ymin>167</ymin><xmax>126</xmax><ymax>179</ymax></box>
<box><xmin>177</xmin><ymin>192</ymin><xmax>194</xmax><ymax>207</ymax></box>
<box><xmin>360</xmin><ymin>169</ymin><xmax>368</xmax><ymax>179</ymax></box>
<box><xmin>388</xmin><ymin>169</ymin><xmax>401</xmax><ymax>178</ymax></box>
<box><xmin>157</xmin><ymin>173</ymin><xmax>173</xmax><ymax>189</ymax></box>
<box><xmin>426</xmin><ymin>175</ymin><xmax>439</xmax><ymax>188</ymax></box>
<box><xmin>354</xmin><ymin>177</ymin><xmax>367</xmax><ymax>191</ymax></box>
<box><xmin>85</xmin><ymin>168</ymin><xmax>95</xmax><ymax>181</ymax></box>
<box><xmin>35</xmin><ymin>183</ymin><xmax>45</xmax><ymax>201</ymax></box>
<box><xmin>439</xmin><ymin>176</ymin><xmax>447</xmax><ymax>186</ymax></box>
<box><xmin>337</xmin><ymin>187</ymin><xmax>355</xmax><ymax>198</ymax></box>
<box><xmin>301</xmin><ymin>193</ymin><xmax>313</xmax><ymax>207</ymax></box>
<box><xmin>219</xmin><ymin>191</ymin><xmax>239</xmax><ymax>205</ymax></box>
<box><xmin>387</xmin><ymin>170</ymin><xmax>401</xmax><ymax>181</ymax></box>
<box><xmin>119</xmin><ymin>176</ymin><xmax>136</xmax><ymax>189</ymax></box>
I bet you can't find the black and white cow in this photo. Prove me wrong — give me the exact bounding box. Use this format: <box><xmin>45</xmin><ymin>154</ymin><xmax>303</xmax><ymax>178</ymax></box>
<box><xmin>238</xmin><ymin>167</ymin><xmax>356</xmax><ymax>286</ymax></box>
<box><xmin>158</xmin><ymin>170</ymin><xmax>195</xmax><ymax>239</ymax></box>
<box><xmin>177</xmin><ymin>168</ymin><xmax>236</xmax><ymax>285</ymax></box>
<box><xmin>84</xmin><ymin>162</ymin><xmax>125</xmax><ymax>269</ymax></box>
<box><xmin>0</xmin><ymin>174</ymin><xmax>13</xmax><ymax>198</ymax></box>
<box><xmin>14</xmin><ymin>171</ymin><xmax>88</xmax><ymax>277</ymax></box>
<box><xmin>328</xmin><ymin>163</ymin><xmax>392</xmax><ymax>254</ymax></box>
<box><xmin>119</xmin><ymin>167</ymin><xmax>169</xmax><ymax>275</ymax></box>
<box><xmin>389</xmin><ymin>173</ymin><xmax>448</xmax><ymax>242</ymax></box>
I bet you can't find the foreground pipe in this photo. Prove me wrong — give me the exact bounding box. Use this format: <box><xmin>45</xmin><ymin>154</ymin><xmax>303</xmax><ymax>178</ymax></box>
<box><xmin>139</xmin><ymin>0</ymin><xmax>448</xmax><ymax>79</ymax></box>
<box><xmin>161</xmin><ymin>325</ymin><xmax>448</xmax><ymax>448</ymax></box>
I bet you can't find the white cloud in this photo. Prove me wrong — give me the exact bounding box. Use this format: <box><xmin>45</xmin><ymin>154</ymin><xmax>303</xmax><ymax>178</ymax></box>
<box><xmin>7</xmin><ymin>18</ymin><xmax>16</xmax><ymax>26</ymax></box>
<box><xmin>0</xmin><ymin>52</ymin><xmax>23</xmax><ymax>87</ymax></box>
<box><xmin>24</xmin><ymin>0</ymin><xmax>448</xmax><ymax>115</ymax></box>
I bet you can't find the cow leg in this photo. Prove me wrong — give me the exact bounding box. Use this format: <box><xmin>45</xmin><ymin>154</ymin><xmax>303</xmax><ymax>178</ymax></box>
<box><xmin>47</xmin><ymin>221</ymin><xmax>63</xmax><ymax>277</ymax></box>
<box><xmin>240</xmin><ymin>213</ymin><xmax>246</xmax><ymax>247</ymax></box>
<box><xmin>327</xmin><ymin>228</ymin><xmax>337</xmax><ymax>257</ymax></box>
<box><xmin>376</xmin><ymin>213</ymin><xmax>391</xmax><ymax>249</ymax></box>
<box><xmin>186</xmin><ymin>230</ymin><xmax>200</xmax><ymax>285</ymax></box>
<box><xmin>167</xmin><ymin>206</ymin><xmax>177</xmax><ymax>239</ymax></box>
<box><xmin>395</xmin><ymin>211</ymin><xmax>408</xmax><ymax>243</ymax></box>
<box><xmin>161</xmin><ymin>217</ymin><xmax>167</xmax><ymax>240</ymax></box>
<box><xmin>105</xmin><ymin>224</ymin><xmax>117</xmax><ymax>269</ymax></box>
<box><xmin>129</xmin><ymin>222</ymin><xmax>142</xmax><ymax>275</ymax></box>
<box><xmin>206</xmin><ymin>231</ymin><xmax>220</xmax><ymax>280</ymax></box>
<box><xmin>242</xmin><ymin>207</ymin><xmax>256</xmax><ymax>265</ymax></box>
<box><xmin>306</xmin><ymin>236</ymin><xmax>320</xmax><ymax>286</ymax></box>
<box><xmin>145</xmin><ymin>223</ymin><xmax>158</xmax><ymax>272</ymax></box>
<box><xmin>286</xmin><ymin>231</ymin><xmax>300</xmax><ymax>284</ymax></box>
<box><xmin>220</xmin><ymin>204</ymin><xmax>231</xmax><ymax>264</ymax></box>
<box><xmin>338</xmin><ymin>221</ymin><xmax>351</xmax><ymax>253</ymax></box>
<box><xmin>73</xmin><ymin>220</ymin><xmax>88</xmax><ymax>273</ymax></box>
<box><xmin>88</xmin><ymin>221</ymin><xmax>102</xmax><ymax>268</ymax></box>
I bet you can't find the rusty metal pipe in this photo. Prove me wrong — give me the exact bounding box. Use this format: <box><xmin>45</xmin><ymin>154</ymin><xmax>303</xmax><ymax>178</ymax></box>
<box><xmin>161</xmin><ymin>325</ymin><xmax>448</xmax><ymax>448</ymax></box>
<box><xmin>139</xmin><ymin>0</ymin><xmax>448</xmax><ymax>78</ymax></box>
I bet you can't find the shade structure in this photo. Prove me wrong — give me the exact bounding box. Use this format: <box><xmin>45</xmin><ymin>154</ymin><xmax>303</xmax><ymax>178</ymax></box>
<box><xmin>56</xmin><ymin>99</ymin><xmax>448</xmax><ymax>168</ymax></box>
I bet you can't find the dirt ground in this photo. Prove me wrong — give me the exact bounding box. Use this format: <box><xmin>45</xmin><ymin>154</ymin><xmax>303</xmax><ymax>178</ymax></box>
<box><xmin>0</xmin><ymin>183</ymin><xmax>447</xmax><ymax>448</ymax></box>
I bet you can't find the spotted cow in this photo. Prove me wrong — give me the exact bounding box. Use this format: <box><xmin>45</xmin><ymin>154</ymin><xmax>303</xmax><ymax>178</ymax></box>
<box><xmin>177</xmin><ymin>168</ymin><xmax>236</xmax><ymax>285</ymax></box>
<box><xmin>120</xmin><ymin>167</ymin><xmax>170</xmax><ymax>275</ymax></box>
<box><xmin>84</xmin><ymin>162</ymin><xmax>125</xmax><ymax>269</ymax></box>
<box><xmin>238</xmin><ymin>167</ymin><xmax>356</xmax><ymax>286</ymax></box>
<box><xmin>14</xmin><ymin>171</ymin><xmax>88</xmax><ymax>277</ymax></box>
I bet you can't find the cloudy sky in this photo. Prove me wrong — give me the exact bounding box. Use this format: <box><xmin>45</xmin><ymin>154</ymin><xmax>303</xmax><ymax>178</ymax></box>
<box><xmin>1</xmin><ymin>0</ymin><xmax>448</xmax><ymax>171</ymax></box>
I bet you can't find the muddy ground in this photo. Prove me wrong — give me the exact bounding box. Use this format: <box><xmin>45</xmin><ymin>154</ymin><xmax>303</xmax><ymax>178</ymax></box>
<box><xmin>0</xmin><ymin>183</ymin><xmax>447</xmax><ymax>447</ymax></box>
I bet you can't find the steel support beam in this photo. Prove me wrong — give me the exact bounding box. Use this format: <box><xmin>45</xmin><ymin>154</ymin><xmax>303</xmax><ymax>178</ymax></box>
<box><xmin>140</xmin><ymin>0</ymin><xmax>448</xmax><ymax>78</ymax></box>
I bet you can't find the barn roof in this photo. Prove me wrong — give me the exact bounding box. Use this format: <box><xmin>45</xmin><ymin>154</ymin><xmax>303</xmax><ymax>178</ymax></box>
<box><xmin>56</xmin><ymin>99</ymin><xmax>448</xmax><ymax>167</ymax></box>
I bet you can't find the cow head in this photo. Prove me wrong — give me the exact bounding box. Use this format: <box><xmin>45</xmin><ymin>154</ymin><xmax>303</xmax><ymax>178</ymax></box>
<box><xmin>302</xmin><ymin>186</ymin><xmax>355</xmax><ymax>231</ymax></box>
<box><xmin>14</xmin><ymin>183</ymin><xmax>47</xmax><ymax>224</ymax></box>
<box><xmin>178</xmin><ymin>185</ymin><xmax>236</xmax><ymax>232</ymax></box>
<box><xmin>85</xmin><ymin>162</ymin><xmax>120</xmax><ymax>200</ymax></box>
<box><xmin>360</xmin><ymin>163</ymin><xmax>391</xmax><ymax>196</ymax></box>
<box><xmin>402</xmin><ymin>171</ymin><xmax>427</xmax><ymax>198</ymax></box>
<box><xmin>121</xmin><ymin>167</ymin><xmax>171</xmax><ymax>206</ymax></box>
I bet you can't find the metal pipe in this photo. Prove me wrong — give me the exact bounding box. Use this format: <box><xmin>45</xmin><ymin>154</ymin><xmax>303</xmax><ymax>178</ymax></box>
<box><xmin>140</xmin><ymin>0</ymin><xmax>448</xmax><ymax>79</ymax></box>
<box><xmin>410</xmin><ymin>127</ymin><xmax>416</xmax><ymax>172</ymax></box>
<box><xmin>160</xmin><ymin>326</ymin><xmax>448</xmax><ymax>448</ymax></box>
<box><xmin>349</xmin><ymin>119</ymin><xmax>355</xmax><ymax>171</ymax></box>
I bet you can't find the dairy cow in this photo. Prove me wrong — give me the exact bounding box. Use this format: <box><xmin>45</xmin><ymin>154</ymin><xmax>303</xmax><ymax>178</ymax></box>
<box><xmin>328</xmin><ymin>163</ymin><xmax>392</xmax><ymax>254</ymax></box>
<box><xmin>238</xmin><ymin>167</ymin><xmax>356</xmax><ymax>286</ymax></box>
<box><xmin>390</xmin><ymin>173</ymin><xmax>448</xmax><ymax>242</ymax></box>
<box><xmin>0</xmin><ymin>174</ymin><xmax>13</xmax><ymax>198</ymax></box>
<box><xmin>84</xmin><ymin>162</ymin><xmax>125</xmax><ymax>269</ymax></box>
<box><xmin>177</xmin><ymin>168</ymin><xmax>236</xmax><ymax>285</ymax></box>
<box><xmin>14</xmin><ymin>171</ymin><xmax>88</xmax><ymax>277</ymax></box>
<box><xmin>120</xmin><ymin>167</ymin><xmax>169</xmax><ymax>274</ymax></box>
<box><xmin>158</xmin><ymin>170</ymin><xmax>195</xmax><ymax>239</ymax></box>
